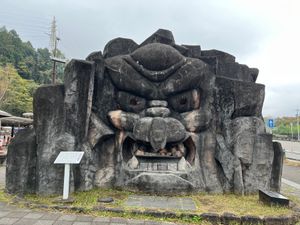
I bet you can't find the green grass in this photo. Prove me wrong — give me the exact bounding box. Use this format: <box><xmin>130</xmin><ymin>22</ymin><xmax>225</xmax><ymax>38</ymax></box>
<box><xmin>282</xmin><ymin>186</ymin><xmax>300</xmax><ymax>206</ymax></box>
<box><xmin>0</xmin><ymin>187</ymin><xmax>297</xmax><ymax>225</ymax></box>
<box><xmin>192</xmin><ymin>193</ymin><xmax>292</xmax><ymax>216</ymax></box>
<box><xmin>24</xmin><ymin>188</ymin><xmax>132</xmax><ymax>209</ymax></box>
<box><xmin>0</xmin><ymin>188</ymin><xmax>11</xmax><ymax>202</ymax></box>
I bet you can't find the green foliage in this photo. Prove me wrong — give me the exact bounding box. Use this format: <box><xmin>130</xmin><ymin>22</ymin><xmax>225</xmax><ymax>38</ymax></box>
<box><xmin>0</xmin><ymin>64</ymin><xmax>38</xmax><ymax>116</ymax></box>
<box><xmin>0</xmin><ymin>26</ymin><xmax>67</xmax><ymax>116</ymax></box>
<box><xmin>272</xmin><ymin>117</ymin><xmax>300</xmax><ymax>136</ymax></box>
<box><xmin>0</xmin><ymin>26</ymin><xmax>65</xmax><ymax>84</ymax></box>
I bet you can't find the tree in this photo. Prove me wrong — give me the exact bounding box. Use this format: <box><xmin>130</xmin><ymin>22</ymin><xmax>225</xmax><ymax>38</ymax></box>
<box><xmin>0</xmin><ymin>66</ymin><xmax>10</xmax><ymax>102</ymax></box>
<box><xmin>0</xmin><ymin>27</ymin><xmax>65</xmax><ymax>84</ymax></box>
<box><xmin>0</xmin><ymin>27</ymin><xmax>68</xmax><ymax>116</ymax></box>
<box><xmin>0</xmin><ymin>64</ymin><xmax>38</xmax><ymax>116</ymax></box>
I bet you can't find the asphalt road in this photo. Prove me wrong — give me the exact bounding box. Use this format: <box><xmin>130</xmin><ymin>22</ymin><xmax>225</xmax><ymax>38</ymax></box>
<box><xmin>282</xmin><ymin>164</ymin><xmax>300</xmax><ymax>184</ymax></box>
<box><xmin>274</xmin><ymin>140</ymin><xmax>300</xmax><ymax>160</ymax></box>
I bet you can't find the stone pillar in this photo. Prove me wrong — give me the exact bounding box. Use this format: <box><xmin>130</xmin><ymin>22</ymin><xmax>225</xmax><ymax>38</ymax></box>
<box><xmin>270</xmin><ymin>142</ymin><xmax>285</xmax><ymax>191</ymax></box>
<box><xmin>34</xmin><ymin>84</ymin><xmax>65</xmax><ymax>195</ymax></box>
<box><xmin>63</xmin><ymin>59</ymin><xmax>96</xmax><ymax>191</ymax></box>
<box><xmin>5</xmin><ymin>128</ymin><xmax>36</xmax><ymax>195</ymax></box>
<box><xmin>64</xmin><ymin>59</ymin><xmax>95</xmax><ymax>144</ymax></box>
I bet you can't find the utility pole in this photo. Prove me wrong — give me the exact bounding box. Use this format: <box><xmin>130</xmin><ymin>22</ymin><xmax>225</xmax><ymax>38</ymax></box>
<box><xmin>297</xmin><ymin>109</ymin><xmax>300</xmax><ymax>141</ymax></box>
<box><xmin>52</xmin><ymin>37</ymin><xmax>60</xmax><ymax>84</ymax></box>
<box><xmin>49</xmin><ymin>17</ymin><xmax>60</xmax><ymax>84</ymax></box>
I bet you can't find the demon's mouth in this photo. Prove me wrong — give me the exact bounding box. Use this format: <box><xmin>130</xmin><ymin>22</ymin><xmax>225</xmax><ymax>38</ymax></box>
<box><xmin>122</xmin><ymin>136</ymin><xmax>196</xmax><ymax>172</ymax></box>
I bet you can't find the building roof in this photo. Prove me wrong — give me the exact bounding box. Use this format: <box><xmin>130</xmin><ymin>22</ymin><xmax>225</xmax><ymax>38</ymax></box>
<box><xmin>0</xmin><ymin>110</ymin><xmax>12</xmax><ymax>118</ymax></box>
<box><xmin>0</xmin><ymin>116</ymin><xmax>33</xmax><ymax>126</ymax></box>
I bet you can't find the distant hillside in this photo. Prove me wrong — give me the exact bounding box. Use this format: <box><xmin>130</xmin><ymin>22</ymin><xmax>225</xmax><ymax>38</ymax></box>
<box><xmin>0</xmin><ymin>26</ymin><xmax>65</xmax><ymax>116</ymax></box>
<box><xmin>0</xmin><ymin>26</ymin><xmax>65</xmax><ymax>84</ymax></box>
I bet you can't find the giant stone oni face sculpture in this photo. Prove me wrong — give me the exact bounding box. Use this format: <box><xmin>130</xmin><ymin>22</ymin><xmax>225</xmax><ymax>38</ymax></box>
<box><xmin>6</xmin><ymin>29</ymin><xmax>284</xmax><ymax>195</ymax></box>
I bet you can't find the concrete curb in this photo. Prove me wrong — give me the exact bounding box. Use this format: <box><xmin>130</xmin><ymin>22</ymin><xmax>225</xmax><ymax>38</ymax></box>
<box><xmin>16</xmin><ymin>200</ymin><xmax>300</xmax><ymax>225</ymax></box>
<box><xmin>282</xmin><ymin>178</ymin><xmax>300</xmax><ymax>189</ymax></box>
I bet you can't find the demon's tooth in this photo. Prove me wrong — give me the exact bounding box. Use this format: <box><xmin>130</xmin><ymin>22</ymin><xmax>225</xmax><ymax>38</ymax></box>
<box><xmin>177</xmin><ymin>143</ymin><xmax>186</xmax><ymax>154</ymax></box>
<box><xmin>178</xmin><ymin>157</ymin><xmax>187</xmax><ymax>171</ymax></box>
<box><xmin>127</xmin><ymin>156</ymin><xmax>139</xmax><ymax>169</ymax></box>
<box><xmin>171</xmin><ymin>147</ymin><xmax>177</xmax><ymax>155</ymax></box>
<box><xmin>135</xmin><ymin>149</ymin><xmax>144</xmax><ymax>156</ymax></box>
<box><xmin>175</xmin><ymin>150</ymin><xmax>183</xmax><ymax>158</ymax></box>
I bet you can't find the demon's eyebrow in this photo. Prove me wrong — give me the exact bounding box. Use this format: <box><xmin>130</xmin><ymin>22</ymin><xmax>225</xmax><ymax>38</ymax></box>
<box><xmin>160</xmin><ymin>58</ymin><xmax>212</xmax><ymax>97</ymax></box>
<box><xmin>124</xmin><ymin>55</ymin><xmax>186</xmax><ymax>82</ymax></box>
<box><xmin>105</xmin><ymin>56</ymin><xmax>159</xmax><ymax>99</ymax></box>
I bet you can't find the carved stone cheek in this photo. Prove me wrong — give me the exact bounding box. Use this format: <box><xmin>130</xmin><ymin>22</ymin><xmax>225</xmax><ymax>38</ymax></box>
<box><xmin>181</xmin><ymin>110</ymin><xmax>211</xmax><ymax>133</ymax></box>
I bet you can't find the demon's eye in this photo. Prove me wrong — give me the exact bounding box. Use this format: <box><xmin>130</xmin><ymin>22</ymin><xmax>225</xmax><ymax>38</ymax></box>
<box><xmin>129</xmin><ymin>98</ymin><xmax>138</xmax><ymax>106</ymax></box>
<box><xmin>169</xmin><ymin>89</ymin><xmax>200</xmax><ymax>112</ymax></box>
<box><xmin>179</xmin><ymin>98</ymin><xmax>188</xmax><ymax>105</ymax></box>
<box><xmin>117</xmin><ymin>91</ymin><xmax>146</xmax><ymax>113</ymax></box>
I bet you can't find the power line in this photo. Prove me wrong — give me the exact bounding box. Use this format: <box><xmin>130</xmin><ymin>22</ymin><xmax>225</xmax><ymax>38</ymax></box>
<box><xmin>0</xmin><ymin>21</ymin><xmax>49</xmax><ymax>31</ymax></box>
<box><xmin>0</xmin><ymin>9</ymin><xmax>51</xmax><ymax>22</ymax></box>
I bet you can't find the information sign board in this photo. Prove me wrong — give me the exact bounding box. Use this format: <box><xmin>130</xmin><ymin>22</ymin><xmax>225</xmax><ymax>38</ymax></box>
<box><xmin>54</xmin><ymin>151</ymin><xmax>84</xmax><ymax>164</ymax></box>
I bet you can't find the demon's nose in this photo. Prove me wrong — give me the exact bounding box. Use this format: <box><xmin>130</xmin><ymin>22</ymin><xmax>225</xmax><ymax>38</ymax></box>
<box><xmin>149</xmin><ymin>118</ymin><xmax>167</xmax><ymax>152</ymax></box>
<box><xmin>133</xmin><ymin>117</ymin><xmax>186</xmax><ymax>152</ymax></box>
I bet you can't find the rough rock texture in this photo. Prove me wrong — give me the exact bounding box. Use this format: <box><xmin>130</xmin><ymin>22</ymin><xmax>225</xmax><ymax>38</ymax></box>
<box><xmin>6</xmin><ymin>29</ymin><xmax>282</xmax><ymax>195</ymax></box>
<box><xmin>271</xmin><ymin>142</ymin><xmax>285</xmax><ymax>191</ymax></box>
<box><xmin>33</xmin><ymin>84</ymin><xmax>66</xmax><ymax>195</ymax></box>
<box><xmin>103</xmin><ymin>38</ymin><xmax>138</xmax><ymax>58</ymax></box>
<box><xmin>201</xmin><ymin>50</ymin><xmax>258</xmax><ymax>82</ymax></box>
<box><xmin>64</xmin><ymin>59</ymin><xmax>95</xmax><ymax>143</ymax></box>
<box><xmin>140</xmin><ymin>29</ymin><xmax>175</xmax><ymax>47</ymax></box>
<box><xmin>5</xmin><ymin>128</ymin><xmax>36</xmax><ymax>195</ymax></box>
<box><xmin>62</xmin><ymin>59</ymin><xmax>96</xmax><ymax>191</ymax></box>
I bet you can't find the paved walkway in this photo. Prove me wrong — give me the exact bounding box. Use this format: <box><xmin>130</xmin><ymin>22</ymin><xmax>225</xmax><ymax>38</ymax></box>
<box><xmin>0</xmin><ymin>201</ymin><xmax>181</xmax><ymax>225</ymax></box>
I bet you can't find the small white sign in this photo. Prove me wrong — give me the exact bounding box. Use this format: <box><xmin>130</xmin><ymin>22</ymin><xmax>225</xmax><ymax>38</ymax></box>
<box><xmin>54</xmin><ymin>151</ymin><xmax>84</xmax><ymax>164</ymax></box>
<box><xmin>54</xmin><ymin>151</ymin><xmax>84</xmax><ymax>200</ymax></box>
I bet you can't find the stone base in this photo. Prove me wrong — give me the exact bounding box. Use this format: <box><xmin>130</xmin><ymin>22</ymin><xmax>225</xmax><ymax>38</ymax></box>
<box><xmin>126</xmin><ymin>172</ymin><xmax>194</xmax><ymax>193</ymax></box>
<box><xmin>259</xmin><ymin>189</ymin><xmax>289</xmax><ymax>206</ymax></box>
<box><xmin>52</xmin><ymin>197</ymin><xmax>75</xmax><ymax>204</ymax></box>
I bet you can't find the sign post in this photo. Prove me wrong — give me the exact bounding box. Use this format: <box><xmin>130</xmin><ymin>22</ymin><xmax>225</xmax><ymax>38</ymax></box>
<box><xmin>54</xmin><ymin>151</ymin><xmax>84</xmax><ymax>200</ymax></box>
<box><xmin>63</xmin><ymin>163</ymin><xmax>70</xmax><ymax>200</ymax></box>
<box><xmin>268</xmin><ymin>119</ymin><xmax>274</xmax><ymax>129</ymax></box>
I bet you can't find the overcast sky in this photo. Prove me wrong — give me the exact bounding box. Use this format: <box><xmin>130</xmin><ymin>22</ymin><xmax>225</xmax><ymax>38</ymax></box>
<box><xmin>0</xmin><ymin>0</ymin><xmax>299</xmax><ymax>117</ymax></box>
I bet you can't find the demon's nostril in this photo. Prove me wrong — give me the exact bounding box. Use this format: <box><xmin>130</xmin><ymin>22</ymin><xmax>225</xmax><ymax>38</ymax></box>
<box><xmin>146</xmin><ymin>107</ymin><xmax>170</xmax><ymax>117</ymax></box>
